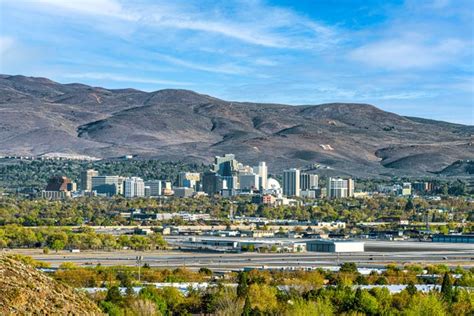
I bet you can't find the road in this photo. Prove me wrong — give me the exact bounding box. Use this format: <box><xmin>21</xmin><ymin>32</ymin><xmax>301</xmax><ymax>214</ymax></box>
<box><xmin>4</xmin><ymin>240</ymin><xmax>473</xmax><ymax>272</ymax></box>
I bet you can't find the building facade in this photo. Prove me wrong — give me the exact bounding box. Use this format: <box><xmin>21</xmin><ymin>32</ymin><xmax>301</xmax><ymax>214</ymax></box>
<box><xmin>124</xmin><ymin>177</ymin><xmax>145</xmax><ymax>198</ymax></box>
<box><xmin>283</xmin><ymin>168</ymin><xmax>300</xmax><ymax>197</ymax></box>
<box><xmin>80</xmin><ymin>169</ymin><xmax>98</xmax><ymax>191</ymax></box>
<box><xmin>253</xmin><ymin>162</ymin><xmax>268</xmax><ymax>190</ymax></box>
<box><xmin>144</xmin><ymin>180</ymin><xmax>162</xmax><ymax>196</ymax></box>
<box><xmin>92</xmin><ymin>175</ymin><xmax>121</xmax><ymax>196</ymax></box>
<box><xmin>300</xmin><ymin>173</ymin><xmax>318</xmax><ymax>190</ymax></box>
<box><xmin>328</xmin><ymin>178</ymin><xmax>354</xmax><ymax>199</ymax></box>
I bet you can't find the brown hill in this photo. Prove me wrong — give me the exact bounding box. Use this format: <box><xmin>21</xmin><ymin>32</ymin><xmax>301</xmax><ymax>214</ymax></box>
<box><xmin>0</xmin><ymin>256</ymin><xmax>103</xmax><ymax>315</ymax></box>
<box><xmin>0</xmin><ymin>74</ymin><xmax>472</xmax><ymax>177</ymax></box>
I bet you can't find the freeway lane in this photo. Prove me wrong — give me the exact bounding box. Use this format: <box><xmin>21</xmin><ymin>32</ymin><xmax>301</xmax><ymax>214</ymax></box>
<box><xmin>4</xmin><ymin>243</ymin><xmax>473</xmax><ymax>272</ymax></box>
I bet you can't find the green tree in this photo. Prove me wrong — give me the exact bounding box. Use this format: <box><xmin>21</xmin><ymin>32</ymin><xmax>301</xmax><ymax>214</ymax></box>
<box><xmin>440</xmin><ymin>272</ymin><xmax>453</xmax><ymax>302</ymax></box>
<box><xmin>105</xmin><ymin>285</ymin><xmax>123</xmax><ymax>304</ymax></box>
<box><xmin>340</xmin><ymin>262</ymin><xmax>358</xmax><ymax>274</ymax></box>
<box><xmin>405</xmin><ymin>293</ymin><xmax>446</xmax><ymax>316</ymax></box>
<box><xmin>242</xmin><ymin>296</ymin><xmax>252</xmax><ymax>316</ymax></box>
<box><xmin>51</xmin><ymin>239</ymin><xmax>65</xmax><ymax>252</ymax></box>
<box><xmin>354</xmin><ymin>289</ymin><xmax>379</xmax><ymax>315</ymax></box>
<box><xmin>406</xmin><ymin>281</ymin><xmax>417</xmax><ymax>296</ymax></box>
<box><xmin>237</xmin><ymin>272</ymin><xmax>249</xmax><ymax>298</ymax></box>
<box><xmin>286</xmin><ymin>298</ymin><xmax>333</xmax><ymax>316</ymax></box>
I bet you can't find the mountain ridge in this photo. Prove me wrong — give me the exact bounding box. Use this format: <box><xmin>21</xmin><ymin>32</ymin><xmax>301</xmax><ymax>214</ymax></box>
<box><xmin>0</xmin><ymin>74</ymin><xmax>472</xmax><ymax>177</ymax></box>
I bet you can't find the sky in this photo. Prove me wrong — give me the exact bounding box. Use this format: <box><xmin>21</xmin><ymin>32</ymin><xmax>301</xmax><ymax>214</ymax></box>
<box><xmin>0</xmin><ymin>0</ymin><xmax>473</xmax><ymax>124</ymax></box>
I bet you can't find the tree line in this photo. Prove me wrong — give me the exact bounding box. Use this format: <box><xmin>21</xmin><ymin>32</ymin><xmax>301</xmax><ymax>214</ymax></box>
<box><xmin>0</xmin><ymin>225</ymin><xmax>166</xmax><ymax>251</ymax></box>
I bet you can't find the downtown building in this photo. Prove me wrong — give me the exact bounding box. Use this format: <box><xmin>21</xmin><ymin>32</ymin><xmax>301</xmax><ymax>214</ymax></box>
<box><xmin>41</xmin><ymin>175</ymin><xmax>76</xmax><ymax>199</ymax></box>
<box><xmin>144</xmin><ymin>180</ymin><xmax>163</xmax><ymax>197</ymax></box>
<box><xmin>300</xmin><ymin>173</ymin><xmax>318</xmax><ymax>190</ymax></box>
<box><xmin>91</xmin><ymin>175</ymin><xmax>124</xmax><ymax>196</ymax></box>
<box><xmin>124</xmin><ymin>177</ymin><xmax>145</xmax><ymax>198</ymax></box>
<box><xmin>178</xmin><ymin>172</ymin><xmax>201</xmax><ymax>189</ymax></box>
<box><xmin>283</xmin><ymin>168</ymin><xmax>300</xmax><ymax>197</ymax></box>
<box><xmin>328</xmin><ymin>178</ymin><xmax>354</xmax><ymax>199</ymax></box>
<box><xmin>80</xmin><ymin>169</ymin><xmax>98</xmax><ymax>191</ymax></box>
<box><xmin>253</xmin><ymin>161</ymin><xmax>268</xmax><ymax>190</ymax></box>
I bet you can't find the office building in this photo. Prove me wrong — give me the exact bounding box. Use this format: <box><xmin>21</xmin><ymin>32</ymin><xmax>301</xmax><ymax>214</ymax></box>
<box><xmin>413</xmin><ymin>182</ymin><xmax>433</xmax><ymax>194</ymax></box>
<box><xmin>173</xmin><ymin>187</ymin><xmax>194</xmax><ymax>198</ymax></box>
<box><xmin>300</xmin><ymin>189</ymin><xmax>316</xmax><ymax>199</ymax></box>
<box><xmin>145</xmin><ymin>180</ymin><xmax>162</xmax><ymax>196</ymax></box>
<box><xmin>300</xmin><ymin>173</ymin><xmax>318</xmax><ymax>190</ymax></box>
<box><xmin>347</xmin><ymin>178</ymin><xmax>354</xmax><ymax>197</ymax></box>
<box><xmin>221</xmin><ymin>175</ymin><xmax>238</xmax><ymax>190</ymax></box>
<box><xmin>213</xmin><ymin>154</ymin><xmax>239</xmax><ymax>176</ymax></box>
<box><xmin>178</xmin><ymin>172</ymin><xmax>200</xmax><ymax>188</ymax></box>
<box><xmin>80</xmin><ymin>169</ymin><xmax>98</xmax><ymax>191</ymax></box>
<box><xmin>328</xmin><ymin>178</ymin><xmax>354</xmax><ymax>199</ymax></box>
<box><xmin>283</xmin><ymin>168</ymin><xmax>300</xmax><ymax>197</ymax></box>
<box><xmin>253</xmin><ymin>162</ymin><xmax>268</xmax><ymax>190</ymax></box>
<box><xmin>238</xmin><ymin>173</ymin><xmax>260</xmax><ymax>191</ymax></box>
<box><xmin>45</xmin><ymin>176</ymin><xmax>73</xmax><ymax>192</ymax></box>
<box><xmin>92</xmin><ymin>175</ymin><xmax>121</xmax><ymax>196</ymax></box>
<box><xmin>124</xmin><ymin>177</ymin><xmax>145</xmax><ymax>198</ymax></box>
<box><xmin>42</xmin><ymin>175</ymin><xmax>75</xmax><ymax>199</ymax></box>
<box><xmin>202</xmin><ymin>172</ymin><xmax>221</xmax><ymax>195</ymax></box>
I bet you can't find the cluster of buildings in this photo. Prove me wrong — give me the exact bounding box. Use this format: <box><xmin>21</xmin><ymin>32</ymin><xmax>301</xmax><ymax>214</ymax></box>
<box><xmin>41</xmin><ymin>153</ymin><xmax>356</xmax><ymax>202</ymax></box>
<box><xmin>201</xmin><ymin>154</ymin><xmax>355</xmax><ymax>204</ymax></box>
<box><xmin>174</xmin><ymin>236</ymin><xmax>364</xmax><ymax>253</ymax></box>
<box><xmin>81</xmin><ymin>170</ymin><xmax>188</xmax><ymax>198</ymax></box>
<box><xmin>377</xmin><ymin>181</ymin><xmax>437</xmax><ymax>196</ymax></box>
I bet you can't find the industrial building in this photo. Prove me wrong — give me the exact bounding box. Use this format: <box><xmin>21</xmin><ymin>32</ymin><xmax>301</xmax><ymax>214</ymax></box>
<box><xmin>178</xmin><ymin>237</ymin><xmax>307</xmax><ymax>253</ymax></box>
<box><xmin>306</xmin><ymin>239</ymin><xmax>364</xmax><ymax>253</ymax></box>
<box><xmin>432</xmin><ymin>234</ymin><xmax>474</xmax><ymax>243</ymax></box>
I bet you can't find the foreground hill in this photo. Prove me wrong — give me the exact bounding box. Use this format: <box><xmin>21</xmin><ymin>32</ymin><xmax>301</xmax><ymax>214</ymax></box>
<box><xmin>0</xmin><ymin>256</ymin><xmax>103</xmax><ymax>315</ymax></box>
<box><xmin>0</xmin><ymin>74</ymin><xmax>472</xmax><ymax>177</ymax></box>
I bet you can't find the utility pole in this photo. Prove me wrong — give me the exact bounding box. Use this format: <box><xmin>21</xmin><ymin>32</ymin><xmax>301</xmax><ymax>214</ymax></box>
<box><xmin>136</xmin><ymin>256</ymin><xmax>143</xmax><ymax>283</ymax></box>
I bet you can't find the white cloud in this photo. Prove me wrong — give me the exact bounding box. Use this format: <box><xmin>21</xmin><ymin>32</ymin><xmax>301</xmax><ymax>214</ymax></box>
<box><xmin>349</xmin><ymin>35</ymin><xmax>466</xmax><ymax>69</ymax></box>
<box><xmin>33</xmin><ymin>0</ymin><xmax>136</xmax><ymax>20</ymax></box>
<box><xmin>0</xmin><ymin>36</ymin><xmax>14</xmax><ymax>56</ymax></box>
<box><xmin>63</xmin><ymin>72</ymin><xmax>192</xmax><ymax>86</ymax></box>
<box><xmin>155</xmin><ymin>53</ymin><xmax>251</xmax><ymax>75</ymax></box>
<box><xmin>6</xmin><ymin>0</ymin><xmax>338</xmax><ymax>49</ymax></box>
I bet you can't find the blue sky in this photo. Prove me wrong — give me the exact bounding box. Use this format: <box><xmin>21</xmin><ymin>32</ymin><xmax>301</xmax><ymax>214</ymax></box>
<box><xmin>0</xmin><ymin>0</ymin><xmax>473</xmax><ymax>124</ymax></box>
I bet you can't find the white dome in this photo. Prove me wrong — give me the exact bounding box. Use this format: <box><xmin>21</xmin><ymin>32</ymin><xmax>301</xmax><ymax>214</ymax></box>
<box><xmin>266</xmin><ymin>178</ymin><xmax>281</xmax><ymax>190</ymax></box>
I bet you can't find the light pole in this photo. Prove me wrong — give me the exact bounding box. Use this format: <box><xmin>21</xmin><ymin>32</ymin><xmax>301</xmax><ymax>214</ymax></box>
<box><xmin>136</xmin><ymin>255</ymin><xmax>143</xmax><ymax>283</ymax></box>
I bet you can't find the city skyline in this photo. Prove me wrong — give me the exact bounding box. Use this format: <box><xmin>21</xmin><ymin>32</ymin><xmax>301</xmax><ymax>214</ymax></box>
<box><xmin>0</xmin><ymin>0</ymin><xmax>472</xmax><ymax>124</ymax></box>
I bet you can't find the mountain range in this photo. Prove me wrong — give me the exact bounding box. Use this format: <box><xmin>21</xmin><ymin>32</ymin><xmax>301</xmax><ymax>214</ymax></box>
<box><xmin>0</xmin><ymin>74</ymin><xmax>472</xmax><ymax>177</ymax></box>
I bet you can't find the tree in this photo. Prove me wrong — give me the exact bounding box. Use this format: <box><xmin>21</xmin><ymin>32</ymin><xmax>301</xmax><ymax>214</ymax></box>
<box><xmin>242</xmin><ymin>296</ymin><xmax>252</xmax><ymax>316</ymax></box>
<box><xmin>406</xmin><ymin>281</ymin><xmax>417</xmax><ymax>296</ymax></box>
<box><xmin>440</xmin><ymin>272</ymin><xmax>453</xmax><ymax>302</ymax></box>
<box><xmin>286</xmin><ymin>298</ymin><xmax>333</xmax><ymax>316</ymax></box>
<box><xmin>354</xmin><ymin>289</ymin><xmax>379</xmax><ymax>315</ymax></box>
<box><xmin>237</xmin><ymin>272</ymin><xmax>249</xmax><ymax>298</ymax></box>
<box><xmin>51</xmin><ymin>239</ymin><xmax>65</xmax><ymax>252</ymax></box>
<box><xmin>339</xmin><ymin>262</ymin><xmax>358</xmax><ymax>274</ymax></box>
<box><xmin>248</xmin><ymin>283</ymin><xmax>278</xmax><ymax>313</ymax></box>
<box><xmin>106</xmin><ymin>285</ymin><xmax>123</xmax><ymax>304</ymax></box>
<box><xmin>405</xmin><ymin>293</ymin><xmax>446</xmax><ymax>316</ymax></box>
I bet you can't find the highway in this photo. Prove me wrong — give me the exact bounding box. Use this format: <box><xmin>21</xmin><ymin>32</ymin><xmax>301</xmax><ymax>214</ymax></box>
<box><xmin>5</xmin><ymin>240</ymin><xmax>473</xmax><ymax>272</ymax></box>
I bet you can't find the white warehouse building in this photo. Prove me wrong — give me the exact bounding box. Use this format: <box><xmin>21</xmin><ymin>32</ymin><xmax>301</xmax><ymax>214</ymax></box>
<box><xmin>306</xmin><ymin>239</ymin><xmax>364</xmax><ymax>253</ymax></box>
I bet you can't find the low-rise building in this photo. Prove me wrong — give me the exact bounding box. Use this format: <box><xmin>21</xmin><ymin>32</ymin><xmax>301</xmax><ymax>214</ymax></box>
<box><xmin>306</xmin><ymin>239</ymin><xmax>365</xmax><ymax>253</ymax></box>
